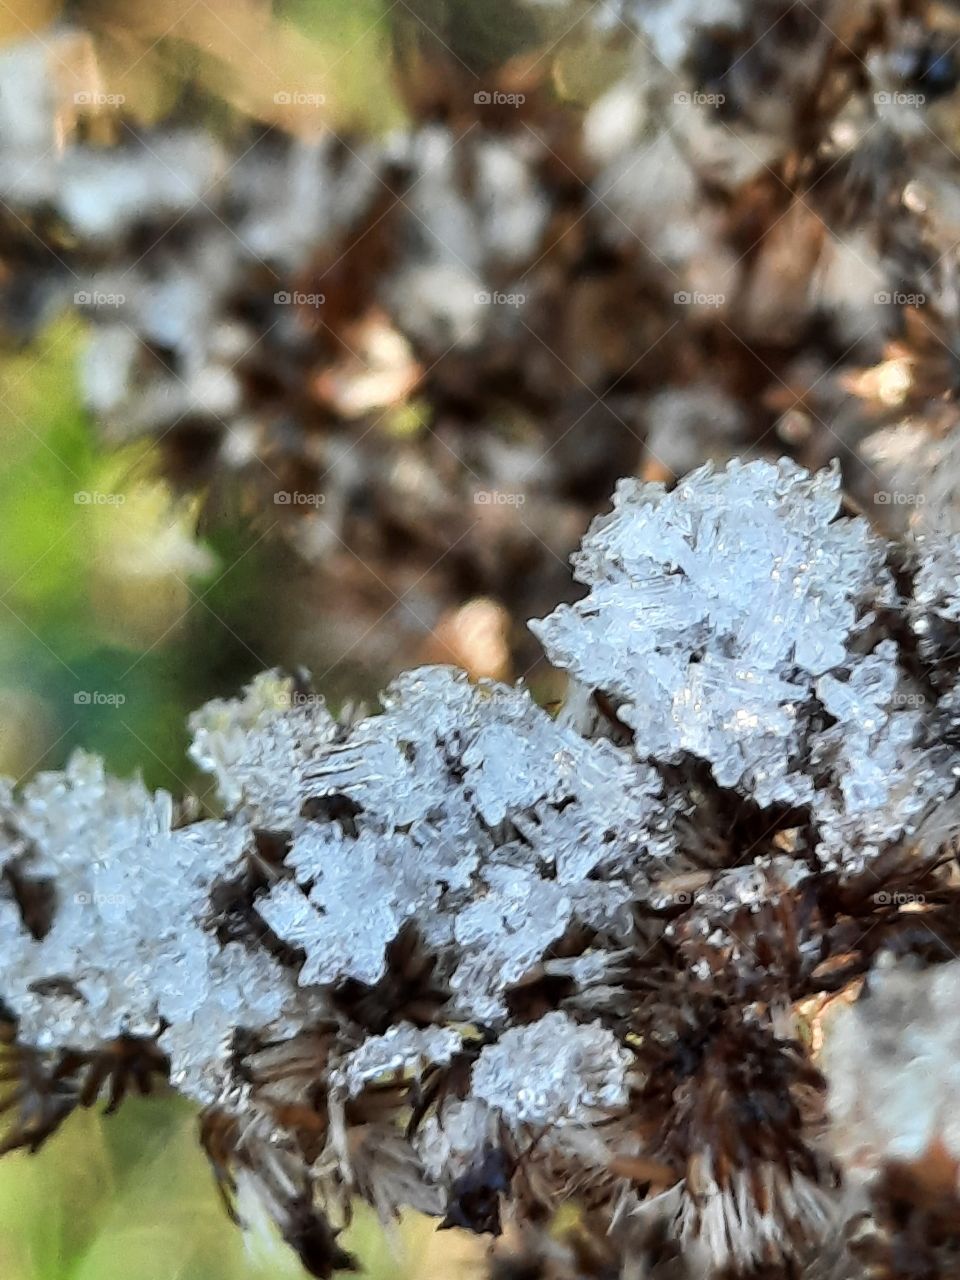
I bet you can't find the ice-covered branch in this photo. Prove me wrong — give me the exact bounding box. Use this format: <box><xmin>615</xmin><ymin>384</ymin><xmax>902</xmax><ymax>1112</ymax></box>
<box><xmin>3</xmin><ymin>458</ymin><xmax>960</xmax><ymax>1278</ymax></box>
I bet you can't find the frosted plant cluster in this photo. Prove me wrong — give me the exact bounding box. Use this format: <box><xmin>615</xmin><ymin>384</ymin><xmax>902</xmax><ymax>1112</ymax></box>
<box><xmin>533</xmin><ymin>458</ymin><xmax>954</xmax><ymax>868</ymax></box>
<box><xmin>909</xmin><ymin>528</ymin><xmax>960</xmax><ymax>637</ymax></box>
<box><xmin>188</xmin><ymin>669</ymin><xmax>339</xmax><ymax>829</ymax></box>
<box><xmin>0</xmin><ymin>753</ymin><xmax>298</xmax><ymax>1098</ymax></box>
<box><xmin>470</xmin><ymin>1012</ymin><xmax>631</xmax><ymax>1127</ymax></box>
<box><xmin>3</xmin><ymin>458</ymin><xmax>960</xmax><ymax>1280</ymax></box>
<box><xmin>244</xmin><ymin>665</ymin><xmax>671</xmax><ymax>1021</ymax></box>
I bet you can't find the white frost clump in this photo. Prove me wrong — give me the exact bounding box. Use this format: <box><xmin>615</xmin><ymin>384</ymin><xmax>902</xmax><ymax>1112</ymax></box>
<box><xmin>162</xmin><ymin>942</ymin><xmax>299</xmax><ymax>1104</ymax></box>
<box><xmin>810</xmin><ymin>642</ymin><xmax>953</xmax><ymax>870</ymax></box>
<box><xmin>14</xmin><ymin>750</ymin><xmax>169</xmax><ymax>879</ymax></box>
<box><xmin>532</xmin><ymin>458</ymin><xmax>898</xmax><ymax>815</ymax></box>
<box><xmin>909</xmin><ymin>528</ymin><xmax>960</xmax><ymax>642</ymax></box>
<box><xmin>253</xmin><ymin>665</ymin><xmax>670</xmax><ymax>1018</ymax></box>
<box><xmin>2</xmin><ymin>763</ymin><xmax>243</xmax><ymax>1045</ymax></box>
<box><xmin>188</xmin><ymin>669</ymin><xmax>337</xmax><ymax>828</ymax></box>
<box><xmin>333</xmin><ymin>1023</ymin><xmax>464</xmax><ymax>1098</ymax></box>
<box><xmin>471</xmin><ymin>1011</ymin><xmax>631</xmax><ymax>1128</ymax></box>
<box><xmin>0</xmin><ymin>755</ymin><xmax>301</xmax><ymax>1099</ymax></box>
<box><xmin>256</xmin><ymin>829</ymin><xmax>444</xmax><ymax>989</ymax></box>
<box><xmin>414</xmin><ymin>1098</ymin><xmax>497</xmax><ymax>1182</ymax></box>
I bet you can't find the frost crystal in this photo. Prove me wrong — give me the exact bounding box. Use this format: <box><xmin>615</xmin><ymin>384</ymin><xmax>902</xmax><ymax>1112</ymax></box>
<box><xmin>188</xmin><ymin>669</ymin><xmax>337</xmax><ymax>828</ymax></box>
<box><xmin>471</xmin><ymin>1012</ymin><xmax>631</xmax><ymax>1128</ymax></box>
<box><xmin>258</xmin><ymin>665</ymin><xmax>670</xmax><ymax>1018</ymax></box>
<box><xmin>334</xmin><ymin>1024</ymin><xmax>463</xmax><ymax>1098</ymax></box>
<box><xmin>0</xmin><ymin>762</ymin><xmax>260</xmax><ymax>1062</ymax></box>
<box><xmin>810</xmin><ymin>642</ymin><xmax>953</xmax><ymax>870</ymax></box>
<box><xmin>413</xmin><ymin>1098</ymin><xmax>496</xmax><ymax>1183</ymax></box>
<box><xmin>257</xmin><ymin>829</ymin><xmax>441</xmax><ymax>988</ymax></box>
<box><xmin>532</xmin><ymin>458</ymin><xmax>897</xmax><ymax>813</ymax></box>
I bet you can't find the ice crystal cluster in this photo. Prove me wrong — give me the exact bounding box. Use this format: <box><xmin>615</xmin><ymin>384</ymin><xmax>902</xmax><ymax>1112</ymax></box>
<box><xmin>533</xmin><ymin>459</ymin><xmax>954</xmax><ymax>869</ymax></box>
<box><xmin>4</xmin><ymin>458</ymin><xmax>960</xmax><ymax>1280</ymax></box>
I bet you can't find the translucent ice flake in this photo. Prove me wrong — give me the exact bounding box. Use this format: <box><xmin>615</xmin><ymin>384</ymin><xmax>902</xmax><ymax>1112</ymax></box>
<box><xmin>1</xmin><ymin>755</ymin><xmax>252</xmax><ymax>1053</ymax></box>
<box><xmin>810</xmin><ymin>642</ymin><xmax>952</xmax><ymax>870</ymax></box>
<box><xmin>413</xmin><ymin>1097</ymin><xmax>496</xmax><ymax>1182</ymax></box>
<box><xmin>305</xmin><ymin>665</ymin><xmax>561</xmax><ymax>829</ymax></box>
<box><xmin>334</xmin><ymin>1023</ymin><xmax>463</xmax><ymax>1097</ymax></box>
<box><xmin>257</xmin><ymin>828</ymin><xmax>441</xmax><ymax>988</ymax></box>
<box><xmin>188</xmin><ymin>669</ymin><xmax>337</xmax><ymax>827</ymax></box>
<box><xmin>304</xmin><ymin>665</ymin><xmax>670</xmax><ymax>884</ymax></box>
<box><xmin>15</xmin><ymin>750</ymin><xmax>171</xmax><ymax>879</ymax></box>
<box><xmin>162</xmin><ymin>942</ymin><xmax>300</xmax><ymax>1104</ymax></box>
<box><xmin>532</xmin><ymin>459</ymin><xmax>891</xmax><ymax>803</ymax></box>
<box><xmin>471</xmin><ymin>1012</ymin><xmax>631</xmax><ymax>1128</ymax></box>
<box><xmin>286</xmin><ymin>665</ymin><xmax>670</xmax><ymax>1016</ymax></box>
<box><xmin>910</xmin><ymin>529</ymin><xmax>960</xmax><ymax>625</ymax></box>
<box><xmin>449</xmin><ymin>864</ymin><xmax>575</xmax><ymax>1022</ymax></box>
<box><xmin>908</xmin><ymin>529</ymin><xmax>960</xmax><ymax>669</ymax></box>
